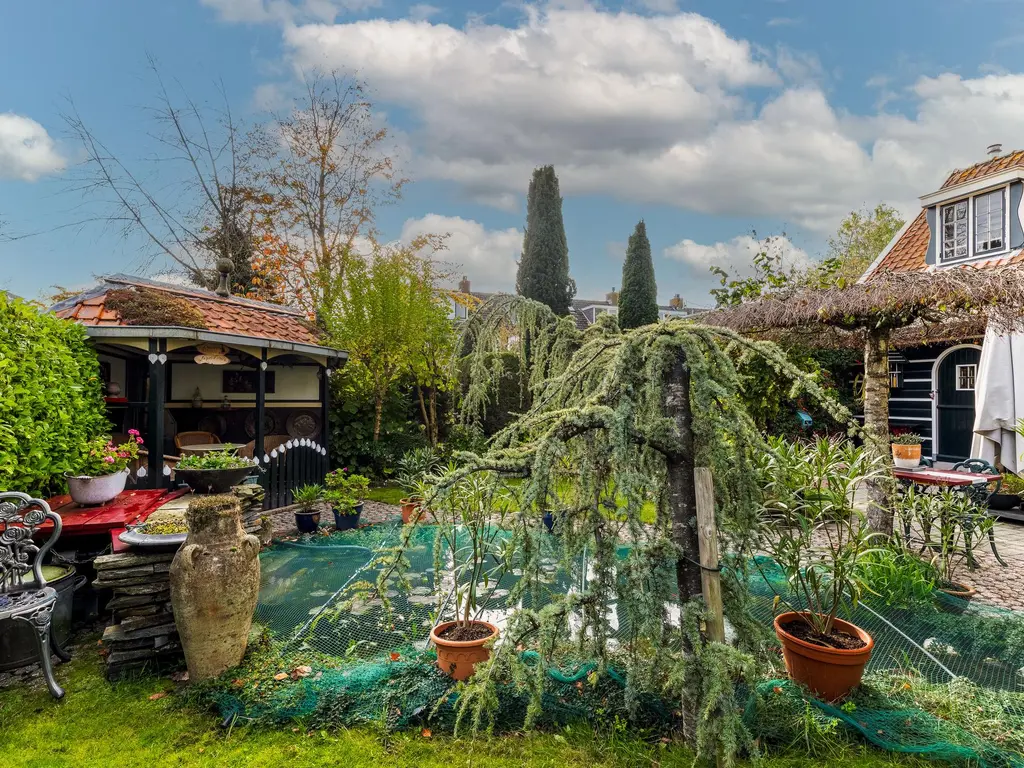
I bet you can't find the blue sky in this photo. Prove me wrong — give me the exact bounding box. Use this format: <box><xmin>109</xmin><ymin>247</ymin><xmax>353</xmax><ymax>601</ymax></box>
<box><xmin>3</xmin><ymin>0</ymin><xmax>1024</xmax><ymax>305</ymax></box>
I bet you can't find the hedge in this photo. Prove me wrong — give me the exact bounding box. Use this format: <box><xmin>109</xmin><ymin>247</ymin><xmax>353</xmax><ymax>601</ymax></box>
<box><xmin>0</xmin><ymin>294</ymin><xmax>108</xmax><ymax>496</ymax></box>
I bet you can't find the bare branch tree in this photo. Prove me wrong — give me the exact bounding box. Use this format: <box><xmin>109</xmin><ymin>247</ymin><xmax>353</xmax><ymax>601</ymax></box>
<box><xmin>63</xmin><ymin>58</ymin><xmax>254</xmax><ymax>288</ymax></box>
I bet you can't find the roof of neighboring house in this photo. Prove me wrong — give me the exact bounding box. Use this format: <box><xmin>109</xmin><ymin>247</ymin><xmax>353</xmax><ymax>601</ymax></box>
<box><xmin>52</xmin><ymin>274</ymin><xmax>341</xmax><ymax>355</ymax></box>
<box><xmin>863</xmin><ymin>151</ymin><xmax>1024</xmax><ymax>280</ymax></box>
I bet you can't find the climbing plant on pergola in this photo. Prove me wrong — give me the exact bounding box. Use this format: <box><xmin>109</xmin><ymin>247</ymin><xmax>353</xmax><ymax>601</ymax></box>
<box><xmin>701</xmin><ymin>266</ymin><xmax>1024</xmax><ymax>534</ymax></box>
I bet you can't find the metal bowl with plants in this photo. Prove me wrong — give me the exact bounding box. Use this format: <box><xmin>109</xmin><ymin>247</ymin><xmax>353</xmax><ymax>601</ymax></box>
<box><xmin>175</xmin><ymin>451</ymin><xmax>259</xmax><ymax>494</ymax></box>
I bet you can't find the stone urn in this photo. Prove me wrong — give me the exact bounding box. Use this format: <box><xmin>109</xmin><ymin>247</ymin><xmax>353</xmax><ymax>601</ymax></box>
<box><xmin>170</xmin><ymin>495</ymin><xmax>261</xmax><ymax>682</ymax></box>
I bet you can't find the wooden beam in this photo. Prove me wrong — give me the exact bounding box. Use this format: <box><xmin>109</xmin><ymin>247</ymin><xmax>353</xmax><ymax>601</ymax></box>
<box><xmin>146</xmin><ymin>339</ymin><xmax>166</xmax><ymax>489</ymax></box>
<box><xmin>695</xmin><ymin>467</ymin><xmax>725</xmax><ymax>644</ymax></box>
<box><xmin>255</xmin><ymin>349</ymin><xmax>267</xmax><ymax>461</ymax></box>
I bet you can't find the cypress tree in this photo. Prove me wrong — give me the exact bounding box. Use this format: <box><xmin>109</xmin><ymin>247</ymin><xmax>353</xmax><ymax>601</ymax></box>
<box><xmin>618</xmin><ymin>220</ymin><xmax>659</xmax><ymax>329</ymax></box>
<box><xmin>517</xmin><ymin>166</ymin><xmax>575</xmax><ymax>315</ymax></box>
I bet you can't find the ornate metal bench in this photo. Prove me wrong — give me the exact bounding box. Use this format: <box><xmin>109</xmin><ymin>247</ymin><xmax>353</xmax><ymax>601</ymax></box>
<box><xmin>0</xmin><ymin>492</ymin><xmax>70</xmax><ymax>698</ymax></box>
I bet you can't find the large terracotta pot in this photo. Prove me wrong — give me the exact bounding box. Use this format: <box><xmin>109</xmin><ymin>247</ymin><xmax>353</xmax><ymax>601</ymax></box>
<box><xmin>400</xmin><ymin>498</ymin><xmax>421</xmax><ymax>524</ymax></box>
<box><xmin>170</xmin><ymin>495</ymin><xmax>261</xmax><ymax>682</ymax></box>
<box><xmin>430</xmin><ymin>620</ymin><xmax>499</xmax><ymax>681</ymax></box>
<box><xmin>774</xmin><ymin>612</ymin><xmax>873</xmax><ymax>701</ymax></box>
<box><xmin>65</xmin><ymin>470</ymin><xmax>128</xmax><ymax>505</ymax></box>
<box><xmin>891</xmin><ymin>443</ymin><xmax>922</xmax><ymax>469</ymax></box>
<box><xmin>936</xmin><ymin>581</ymin><xmax>977</xmax><ymax>614</ymax></box>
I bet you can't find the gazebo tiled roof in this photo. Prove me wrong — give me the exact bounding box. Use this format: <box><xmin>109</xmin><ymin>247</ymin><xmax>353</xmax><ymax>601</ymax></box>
<box><xmin>54</xmin><ymin>275</ymin><xmax>323</xmax><ymax>347</ymax></box>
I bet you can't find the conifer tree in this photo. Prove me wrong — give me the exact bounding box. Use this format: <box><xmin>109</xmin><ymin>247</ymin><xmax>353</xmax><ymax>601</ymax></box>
<box><xmin>517</xmin><ymin>166</ymin><xmax>575</xmax><ymax>315</ymax></box>
<box><xmin>618</xmin><ymin>219</ymin><xmax>658</xmax><ymax>329</ymax></box>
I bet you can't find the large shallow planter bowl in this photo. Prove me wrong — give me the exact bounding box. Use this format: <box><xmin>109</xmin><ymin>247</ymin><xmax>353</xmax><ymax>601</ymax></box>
<box><xmin>0</xmin><ymin>565</ymin><xmax>84</xmax><ymax>671</ymax></box>
<box><xmin>65</xmin><ymin>470</ymin><xmax>128</xmax><ymax>505</ymax></box>
<box><xmin>175</xmin><ymin>467</ymin><xmax>254</xmax><ymax>495</ymax></box>
<box><xmin>430</xmin><ymin>620</ymin><xmax>499</xmax><ymax>681</ymax></box>
<box><xmin>988</xmin><ymin>493</ymin><xmax>1020</xmax><ymax>511</ymax></box>
<box><xmin>774</xmin><ymin>612</ymin><xmax>873</xmax><ymax>701</ymax></box>
<box><xmin>118</xmin><ymin>526</ymin><xmax>188</xmax><ymax>550</ymax></box>
<box><xmin>891</xmin><ymin>443</ymin><xmax>922</xmax><ymax>469</ymax></box>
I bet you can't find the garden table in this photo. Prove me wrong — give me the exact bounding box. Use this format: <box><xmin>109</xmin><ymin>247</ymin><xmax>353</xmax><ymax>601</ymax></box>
<box><xmin>43</xmin><ymin>489</ymin><xmax>189</xmax><ymax>552</ymax></box>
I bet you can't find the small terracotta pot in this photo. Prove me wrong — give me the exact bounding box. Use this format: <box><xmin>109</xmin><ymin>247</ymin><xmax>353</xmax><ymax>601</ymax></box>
<box><xmin>400</xmin><ymin>498</ymin><xmax>421</xmax><ymax>524</ymax></box>
<box><xmin>936</xmin><ymin>581</ymin><xmax>976</xmax><ymax>614</ymax></box>
<box><xmin>774</xmin><ymin>612</ymin><xmax>873</xmax><ymax>701</ymax></box>
<box><xmin>429</xmin><ymin>620</ymin><xmax>499</xmax><ymax>681</ymax></box>
<box><xmin>891</xmin><ymin>443</ymin><xmax>922</xmax><ymax>469</ymax></box>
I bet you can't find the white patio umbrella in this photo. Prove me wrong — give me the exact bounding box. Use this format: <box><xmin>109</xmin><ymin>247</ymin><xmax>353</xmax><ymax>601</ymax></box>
<box><xmin>970</xmin><ymin>323</ymin><xmax>1024</xmax><ymax>472</ymax></box>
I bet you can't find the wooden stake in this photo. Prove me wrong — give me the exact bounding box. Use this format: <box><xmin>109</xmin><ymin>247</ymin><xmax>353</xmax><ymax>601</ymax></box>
<box><xmin>695</xmin><ymin>467</ymin><xmax>726</xmax><ymax>644</ymax></box>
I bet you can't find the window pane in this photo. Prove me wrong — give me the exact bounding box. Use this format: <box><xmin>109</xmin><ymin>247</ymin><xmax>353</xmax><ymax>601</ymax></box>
<box><xmin>975</xmin><ymin>190</ymin><xmax>1004</xmax><ymax>253</ymax></box>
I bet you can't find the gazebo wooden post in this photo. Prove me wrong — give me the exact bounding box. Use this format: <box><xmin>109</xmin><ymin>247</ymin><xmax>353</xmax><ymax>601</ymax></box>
<box><xmin>320</xmin><ymin>366</ymin><xmax>331</xmax><ymax>469</ymax></box>
<box><xmin>254</xmin><ymin>349</ymin><xmax>267</xmax><ymax>462</ymax></box>
<box><xmin>147</xmin><ymin>338</ymin><xmax>167</xmax><ymax>489</ymax></box>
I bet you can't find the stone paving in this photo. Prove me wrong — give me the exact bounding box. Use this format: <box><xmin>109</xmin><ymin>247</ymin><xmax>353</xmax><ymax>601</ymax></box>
<box><xmin>967</xmin><ymin>519</ymin><xmax>1024</xmax><ymax>611</ymax></box>
<box><xmin>268</xmin><ymin>499</ymin><xmax>400</xmax><ymax>536</ymax></box>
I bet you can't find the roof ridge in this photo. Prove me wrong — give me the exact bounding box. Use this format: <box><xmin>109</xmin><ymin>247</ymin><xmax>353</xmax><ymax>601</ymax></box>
<box><xmin>102</xmin><ymin>274</ymin><xmax>305</xmax><ymax>317</ymax></box>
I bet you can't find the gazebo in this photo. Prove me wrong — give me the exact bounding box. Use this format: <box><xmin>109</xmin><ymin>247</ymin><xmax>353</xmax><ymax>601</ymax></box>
<box><xmin>52</xmin><ymin>271</ymin><xmax>347</xmax><ymax>503</ymax></box>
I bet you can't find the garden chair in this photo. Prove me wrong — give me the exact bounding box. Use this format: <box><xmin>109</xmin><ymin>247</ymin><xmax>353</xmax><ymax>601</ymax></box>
<box><xmin>174</xmin><ymin>431</ymin><xmax>221</xmax><ymax>451</ymax></box>
<box><xmin>952</xmin><ymin>458</ymin><xmax>1005</xmax><ymax>566</ymax></box>
<box><xmin>0</xmin><ymin>492</ymin><xmax>70</xmax><ymax>699</ymax></box>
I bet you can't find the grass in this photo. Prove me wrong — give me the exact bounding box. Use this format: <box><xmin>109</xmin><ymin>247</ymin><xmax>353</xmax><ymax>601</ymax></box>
<box><xmin>0</xmin><ymin>646</ymin><xmax>933</xmax><ymax>768</ymax></box>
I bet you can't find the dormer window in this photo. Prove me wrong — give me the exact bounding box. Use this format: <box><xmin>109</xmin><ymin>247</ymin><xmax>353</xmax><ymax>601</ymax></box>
<box><xmin>939</xmin><ymin>185</ymin><xmax>1009</xmax><ymax>263</ymax></box>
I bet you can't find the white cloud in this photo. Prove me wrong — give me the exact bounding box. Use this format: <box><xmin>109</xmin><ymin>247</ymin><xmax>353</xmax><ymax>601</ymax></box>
<box><xmin>407</xmin><ymin>3</ymin><xmax>441</xmax><ymax>21</ymax></box>
<box><xmin>0</xmin><ymin>114</ymin><xmax>67</xmax><ymax>182</ymax></box>
<box><xmin>272</xmin><ymin>8</ymin><xmax>1024</xmax><ymax>235</ymax></box>
<box><xmin>767</xmin><ymin>16</ymin><xmax>801</xmax><ymax>27</ymax></box>
<box><xmin>664</xmin><ymin>234</ymin><xmax>811</xmax><ymax>274</ymax></box>
<box><xmin>400</xmin><ymin>214</ymin><xmax>522</xmax><ymax>293</ymax></box>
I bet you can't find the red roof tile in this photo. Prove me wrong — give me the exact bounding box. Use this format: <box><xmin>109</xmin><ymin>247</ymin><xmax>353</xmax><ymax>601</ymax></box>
<box><xmin>940</xmin><ymin>149</ymin><xmax>1024</xmax><ymax>190</ymax></box>
<box><xmin>56</xmin><ymin>277</ymin><xmax>326</xmax><ymax>347</ymax></box>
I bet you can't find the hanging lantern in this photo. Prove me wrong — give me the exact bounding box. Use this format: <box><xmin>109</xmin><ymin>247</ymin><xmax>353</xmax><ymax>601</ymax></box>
<box><xmin>195</xmin><ymin>343</ymin><xmax>230</xmax><ymax>365</ymax></box>
<box><xmin>887</xmin><ymin>352</ymin><xmax>906</xmax><ymax>390</ymax></box>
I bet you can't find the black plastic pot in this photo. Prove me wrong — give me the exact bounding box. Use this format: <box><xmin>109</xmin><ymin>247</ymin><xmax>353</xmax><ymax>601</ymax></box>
<box><xmin>333</xmin><ymin>502</ymin><xmax>363</xmax><ymax>531</ymax></box>
<box><xmin>988</xmin><ymin>493</ymin><xmax>1020</xmax><ymax>511</ymax></box>
<box><xmin>175</xmin><ymin>466</ymin><xmax>254</xmax><ymax>494</ymax></box>
<box><xmin>543</xmin><ymin>511</ymin><xmax>556</xmax><ymax>533</ymax></box>
<box><xmin>295</xmin><ymin>510</ymin><xmax>321</xmax><ymax>533</ymax></box>
<box><xmin>0</xmin><ymin>565</ymin><xmax>85</xmax><ymax>671</ymax></box>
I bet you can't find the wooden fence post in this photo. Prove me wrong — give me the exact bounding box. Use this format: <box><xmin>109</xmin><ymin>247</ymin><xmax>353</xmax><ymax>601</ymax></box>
<box><xmin>695</xmin><ymin>467</ymin><xmax>726</xmax><ymax>644</ymax></box>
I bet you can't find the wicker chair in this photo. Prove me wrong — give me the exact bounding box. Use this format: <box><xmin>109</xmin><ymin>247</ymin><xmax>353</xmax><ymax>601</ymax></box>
<box><xmin>0</xmin><ymin>492</ymin><xmax>70</xmax><ymax>699</ymax></box>
<box><xmin>238</xmin><ymin>435</ymin><xmax>291</xmax><ymax>460</ymax></box>
<box><xmin>174</xmin><ymin>431</ymin><xmax>221</xmax><ymax>451</ymax></box>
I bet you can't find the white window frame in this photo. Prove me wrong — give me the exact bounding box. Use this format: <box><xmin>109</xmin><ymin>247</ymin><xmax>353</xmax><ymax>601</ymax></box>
<box><xmin>955</xmin><ymin>363</ymin><xmax>977</xmax><ymax>391</ymax></box>
<box><xmin>939</xmin><ymin>184</ymin><xmax>1010</xmax><ymax>264</ymax></box>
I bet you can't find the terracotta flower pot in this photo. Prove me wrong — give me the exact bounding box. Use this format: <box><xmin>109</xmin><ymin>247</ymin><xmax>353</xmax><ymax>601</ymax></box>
<box><xmin>774</xmin><ymin>612</ymin><xmax>873</xmax><ymax>701</ymax></box>
<box><xmin>429</xmin><ymin>620</ymin><xmax>499</xmax><ymax>681</ymax></box>
<box><xmin>891</xmin><ymin>443</ymin><xmax>922</xmax><ymax>469</ymax></box>
<box><xmin>936</xmin><ymin>581</ymin><xmax>976</xmax><ymax>614</ymax></box>
<box><xmin>400</xmin><ymin>498</ymin><xmax>421</xmax><ymax>524</ymax></box>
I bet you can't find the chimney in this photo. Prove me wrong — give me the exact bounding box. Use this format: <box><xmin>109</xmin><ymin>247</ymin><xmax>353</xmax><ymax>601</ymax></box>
<box><xmin>987</xmin><ymin>143</ymin><xmax>1003</xmax><ymax>158</ymax></box>
<box><xmin>669</xmin><ymin>293</ymin><xmax>684</xmax><ymax>309</ymax></box>
<box><xmin>215</xmin><ymin>257</ymin><xmax>233</xmax><ymax>298</ymax></box>
<box><xmin>606</xmin><ymin>287</ymin><xmax>619</xmax><ymax>306</ymax></box>
<box><xmin>458</xmin><ymin>275</ymin><xmax>471</xmax><ymax>294</ymax></box>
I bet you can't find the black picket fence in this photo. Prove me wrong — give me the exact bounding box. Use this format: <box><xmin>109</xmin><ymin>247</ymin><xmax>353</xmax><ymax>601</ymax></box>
<box><xmin>257</xmin><ymin>438</ymin><xmax>329</xmax><ymax>510</ymax></box>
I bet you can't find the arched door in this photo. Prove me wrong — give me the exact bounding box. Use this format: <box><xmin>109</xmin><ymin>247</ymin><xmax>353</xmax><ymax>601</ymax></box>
<box><xmin>934</xmin><ymin>345</ymin><xmax>981</xmax><ymax>461</ymax></box>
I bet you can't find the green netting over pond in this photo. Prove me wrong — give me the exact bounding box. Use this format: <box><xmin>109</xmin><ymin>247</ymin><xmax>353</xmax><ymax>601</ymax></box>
<box><xmin>208</xmin><ymin>523</ymin><xmax>1024</xmax><ymax>767</ymax></box>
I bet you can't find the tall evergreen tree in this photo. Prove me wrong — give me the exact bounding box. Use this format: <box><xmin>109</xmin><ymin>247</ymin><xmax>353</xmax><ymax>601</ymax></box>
<box><xmin>618</xmin><ymin>220</ymin><xmax>658</xmax><ymax>329</ymax></box>
<box><xmin>517</xmin><ymin>166</ymin><xmax>575</xmax><ymax>315</ymax></box>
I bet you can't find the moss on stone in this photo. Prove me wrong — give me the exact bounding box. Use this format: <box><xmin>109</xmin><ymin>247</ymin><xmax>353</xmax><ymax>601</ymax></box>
<box><xmin>186</xmin><ymin>494</ymin><xmax>240</xmax><ymax>529</ymax></box>
<box><xmin>106</xmin><ymin>287</ymin><xmax>207</xmax><ymax>329</ymax></box>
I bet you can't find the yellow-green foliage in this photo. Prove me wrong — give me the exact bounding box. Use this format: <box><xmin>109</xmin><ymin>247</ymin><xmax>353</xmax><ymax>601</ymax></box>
<box><xmin>0</xmin><ymin>294</ymin><xmax>108</xmax><ymax>495</ymax></box>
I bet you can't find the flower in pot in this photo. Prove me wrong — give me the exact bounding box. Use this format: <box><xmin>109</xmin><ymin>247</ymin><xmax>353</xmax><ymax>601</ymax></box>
<box><xmin>175</xmin><ymin>451</ymin><xmax>259</xmax><ymax>494</ymax></box>
<box><xmin>65</xmin><ymin>431</ymin><xmax>143</xmax><ymax>505</ymax></box>
<box><xmin>396</xmin><ymin>447</ymin><xmax>441</xmax><ymax>524</ymax></box>
<box><xmin>758</xmin><ymin>437</ymin><xmax>884</xmax><ymax>701</ymax></box>
<box><xmin>424</xmin><ymin>467</ymin><xmax>513</xmax><ymax>680</ymax></box>
<box><xmin>325</xmin><ymin>468</ymin><xmax>369</xmax><ymax>531</ymax></box>
<box><xmin>291</xmin><ymin>484</ymin><xmax>324</xmax><ymax>534</ymax></box>
<box><xmin>890</xmin><ymin>432</ymin><xmax>925</xmax><ymax>469</ymax></box>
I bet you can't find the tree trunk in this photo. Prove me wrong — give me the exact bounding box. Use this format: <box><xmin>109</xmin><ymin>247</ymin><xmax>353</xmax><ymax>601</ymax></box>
<box><xmin>428</xmin><ymin>387</ymin><xmax>438</xmax><ymax>447</ymax></box>
<box><xmin>863</xmin><ymin>327</ymin><xmax>893</xmax><ymax>535</ymax></box>
<box><xmin>373</xmin><ymin>391</ymin><xmax>384</xmax><ymax>442</ymax></box>
<box><xmin>663</xmin><ymin>349</ymin><xmax>703</xmax><ymax>603</ymax></box>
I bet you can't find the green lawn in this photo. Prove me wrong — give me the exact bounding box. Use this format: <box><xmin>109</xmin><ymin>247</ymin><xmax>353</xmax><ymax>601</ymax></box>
<box><xmin>365</xmin><ymin>485</ymin><xmax>406</xmax><ymax>505</ymax></box>
<box><xmin>0</xmin><ymin>647</ymin><xmax>931</xmax><ymax>768</ymax></box>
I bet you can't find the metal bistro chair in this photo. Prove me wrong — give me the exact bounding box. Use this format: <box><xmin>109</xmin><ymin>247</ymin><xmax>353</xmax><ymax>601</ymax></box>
<box><xmin>951</xmin><ymin>458</ymin><xmax>1006</xmax><ymax>567</ymax></box>
<box><xmin>0</xmin><ymin>492</ymin><xmax>69</xmax><ymax>698</ymax></box>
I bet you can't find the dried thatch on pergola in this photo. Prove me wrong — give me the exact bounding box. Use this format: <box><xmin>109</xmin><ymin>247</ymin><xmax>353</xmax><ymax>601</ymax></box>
<box><xmin>698</xmin><ymin>266</ymin><xmax>1024</xmax><ymax>534</ymax></box>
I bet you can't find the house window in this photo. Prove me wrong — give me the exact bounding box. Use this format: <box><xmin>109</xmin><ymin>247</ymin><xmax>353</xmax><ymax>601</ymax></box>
<box><xmin>956</xmin><ymin>364</ymin><xmax>977</xmax><ymax>391</ymax></box>
<box><xmin>974</xmin><ymin>189</ymin><xmax>1005</xmax><ymax>254</ymax></box>
<box><xmin>941</xmin><ymin>200</ymin><xmax>969</xmax><ymax>261</ymax></box>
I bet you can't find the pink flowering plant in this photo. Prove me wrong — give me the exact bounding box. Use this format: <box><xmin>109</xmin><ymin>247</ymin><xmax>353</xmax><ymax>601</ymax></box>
<box><xmin>78</xmin><ymin>431</ymin><xmax>143</xmax><ymax>477</ymax></box>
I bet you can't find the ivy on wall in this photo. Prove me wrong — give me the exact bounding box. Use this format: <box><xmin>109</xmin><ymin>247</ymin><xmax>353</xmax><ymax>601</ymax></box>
<box><xmin>0</xmin><ymin>294</ymin><xmax>109</xmax><ymax>496</ymax></box>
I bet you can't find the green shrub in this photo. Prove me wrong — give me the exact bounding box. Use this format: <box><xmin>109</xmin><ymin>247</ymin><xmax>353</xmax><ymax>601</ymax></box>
<box><xmin>0</xmin><ymin>294</ymin><xmax>108</xmax><ymax>496</ymax></box>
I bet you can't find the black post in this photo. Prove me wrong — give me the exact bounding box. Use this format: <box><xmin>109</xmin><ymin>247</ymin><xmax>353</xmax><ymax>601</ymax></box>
<box><xmin>147</xmin><ymin>338</ymin><xmax>167</xmax><ymax>489</ymax></box>
<box><xmin>320</xmin><ymin>365</ymin><xmax>331</xmax><ymax>467</ymax></box>
<box><xmin>255</xmin><ymin>349</ymin><xmax>267</xmax><ymax>462</ymax></box>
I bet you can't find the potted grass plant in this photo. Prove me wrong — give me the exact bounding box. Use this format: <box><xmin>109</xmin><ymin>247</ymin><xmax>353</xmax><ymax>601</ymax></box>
<box><xmin>891</xmin><ymin>432</ymin><xmax>925</xmax><ymax>468</ymax></box>
<box><xmin>424</xmin><ymin>466</ymin><xmax>515</xmax><ymax>680</ymax></box>
<box><xmin>292</xmin><ymin>484</ymin><xmax>325</xmax><ymax>534</ymax></box>
<box><xmin>325</xmin><ymin>468</ymin><xmax>369</xmax><ymax>531</ymax></box>
<box><xmin>65</xmin><ymin>431</ymin><xmax>143</xmax><ymax>505</ymax></box>
<box><xmin>758</xmin><ymin>437</ymin><xmax>884</xmax><ymax>701</ymax></box>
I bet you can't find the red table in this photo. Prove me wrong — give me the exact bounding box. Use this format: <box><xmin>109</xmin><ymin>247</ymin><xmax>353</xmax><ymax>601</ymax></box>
<box><xmin>892</xmin><ymin>468</ymin><xmax>998</xmax><ymax>487</ymax></box>
<box><xmin>44</xmin><ymin>489</ymin><xmax>189</xmax><ymax>551</ymax></box>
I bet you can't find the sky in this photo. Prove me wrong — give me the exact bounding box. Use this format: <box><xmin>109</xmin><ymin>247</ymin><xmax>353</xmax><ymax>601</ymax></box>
<box><xmin>3</xmin><ymin>0</ymin><xmax>1024</xmax><ymax>307</ymax></box>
